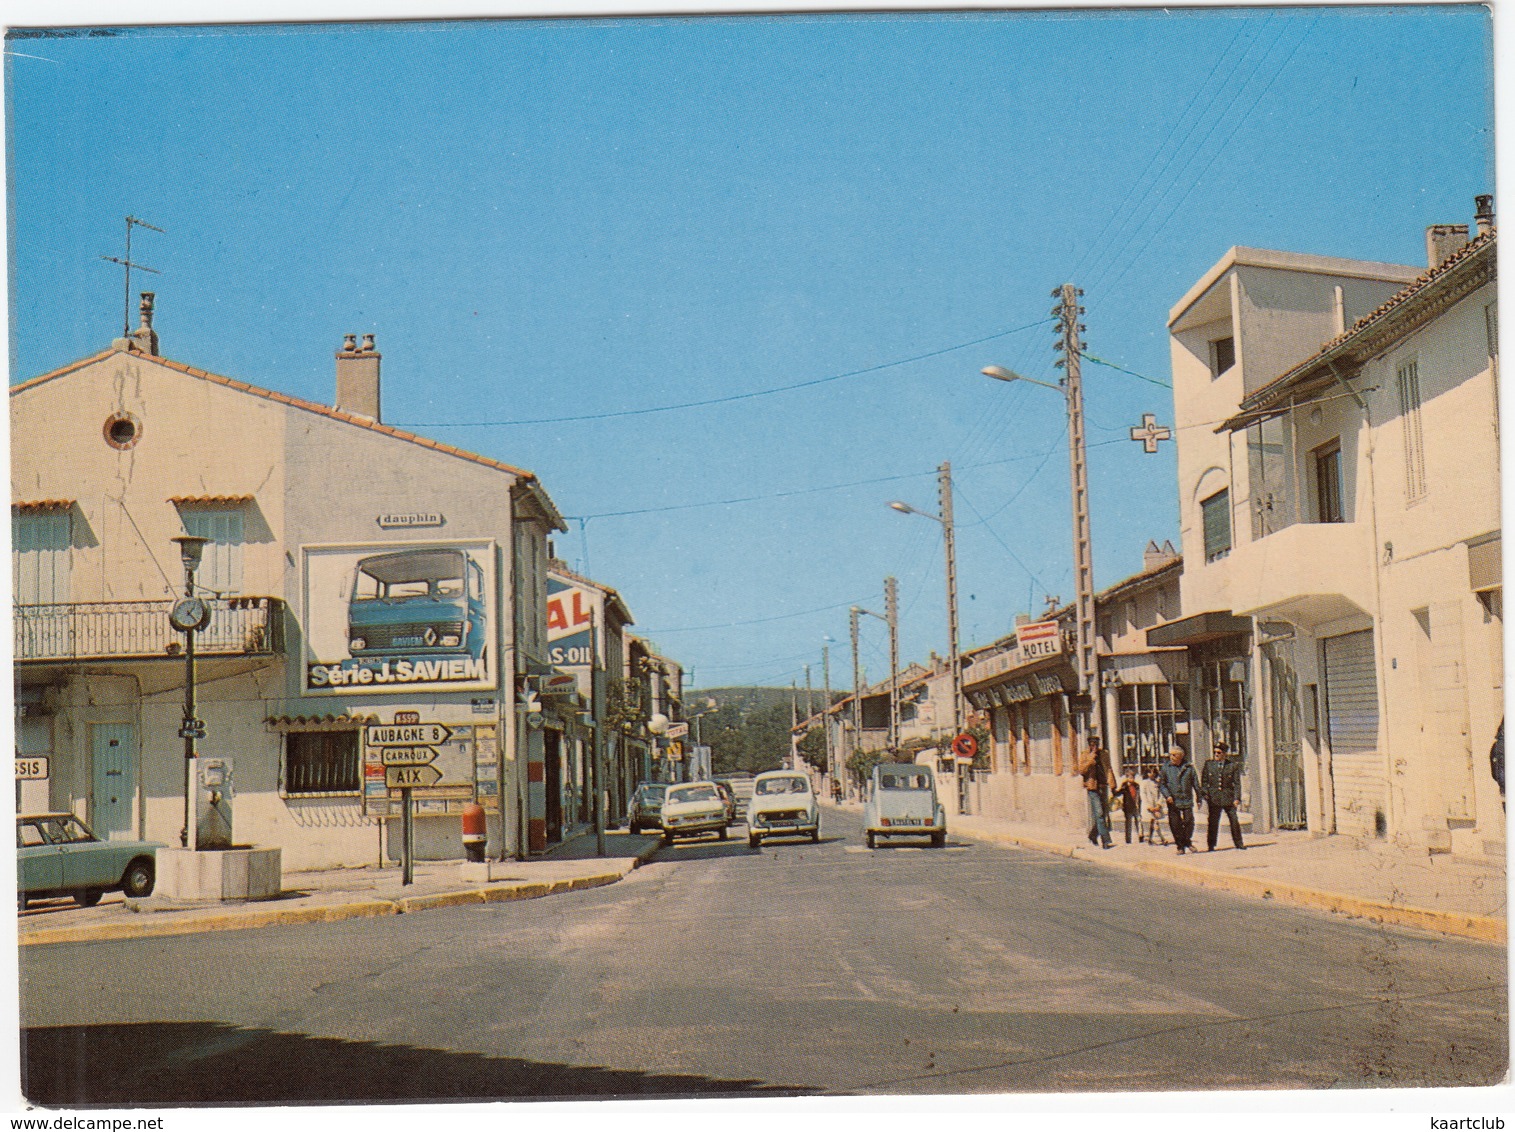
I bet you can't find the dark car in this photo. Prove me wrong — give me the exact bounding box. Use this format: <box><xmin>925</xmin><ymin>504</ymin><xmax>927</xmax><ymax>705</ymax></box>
<box><xmin>628</xmin><ymin>782</ymin><xmax>668</xmax><ymax>835</ymax></box>
<box><xmin>18</xmin><ymin>814</ymin><xmax>160</xmax><ymax>908</ymax></box>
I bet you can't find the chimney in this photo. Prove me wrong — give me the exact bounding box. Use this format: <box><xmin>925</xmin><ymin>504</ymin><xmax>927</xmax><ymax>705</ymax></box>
<box><xmin>335</xmin><ymin>333</ymin><xmax>381</xmax><ymax>421</ymax></box>
<box><xmin>1425</xmin><ymin>223</ymin><xmax>1469</xmax><ymax>269</ymax></box>
<box><xmin>1475</xmin><ymin>194</ymin><xmax>1495</xmax><ymax>237</ymax></box>
<box><xmin>130</xmin><ymin>292</ymin><xmax>159</xmax><ymax>356</ymax></box>
<box><xmin>1144</xmin><ymin>538</ymin><xmax>1180</xmax><ymax>571</ymax></box>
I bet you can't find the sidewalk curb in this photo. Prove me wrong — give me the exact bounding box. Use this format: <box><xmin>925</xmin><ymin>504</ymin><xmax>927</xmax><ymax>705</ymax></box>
<box><xmin>21</xmin><ymin>843</ymin><xmax>659</xmax><ymax>947</ymax></box>
<box><xmin>956</xmin><ymin>824</ymin><xmax>1506</xmax><ymax>944</ymax></box>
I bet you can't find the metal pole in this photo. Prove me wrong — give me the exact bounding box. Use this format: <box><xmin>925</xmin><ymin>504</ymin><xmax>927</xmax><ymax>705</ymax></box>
<box><xmin>180</xmin><ymin>556</ymin><xmax>197</xmax><ymax>849</ymax></box>
<box><xmin>885</xmin><ymin>576</ymin><xmax>900</xmax><ymax>754</ymax></box>
<box><xmin>939</xmin><ymin>462</ymin><xmax>964</xmax><ymax>814</ymax></box>
<box><xmin>790</xmin><ymin>682</ymin><xmax>799</xmax><ymax>770</ymax></box>
<box><xmin>401</xmin><ymin>787</ymin><xmax>414</xmax><ymax>885</ymax></box>
<box><xmin>1057</xmin><ymin>283</ymin><xmax>1098</xmax><ymax>750</ymax></box>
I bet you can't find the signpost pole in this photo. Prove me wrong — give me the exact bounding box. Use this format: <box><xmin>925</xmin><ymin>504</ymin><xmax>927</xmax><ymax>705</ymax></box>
<box><xmin>401</xmin><ymin>787</ymin><xmax>414</xmax><ymax>886</ymax></box>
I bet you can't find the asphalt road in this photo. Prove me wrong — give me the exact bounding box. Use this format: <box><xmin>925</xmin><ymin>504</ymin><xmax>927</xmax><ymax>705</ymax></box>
<box><xmin>19</xmin><ymin>808</ymin><xmax>1507</xmax><ymax>1104</ymax></box>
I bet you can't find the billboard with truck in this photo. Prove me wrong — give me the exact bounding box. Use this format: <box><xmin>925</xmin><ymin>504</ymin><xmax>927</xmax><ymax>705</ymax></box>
<box><xmin>302</xmin><ymin>541</ymin><xmax>496</xmax><ymax>694</ymax></box>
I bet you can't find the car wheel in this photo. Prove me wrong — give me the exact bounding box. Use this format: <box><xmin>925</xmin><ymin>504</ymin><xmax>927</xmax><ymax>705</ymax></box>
<box><xmin>931</xmin><ymin>830</ymin><xmax>946</xmax><ymax>848</ymax></box>
<box><xmin>121</xmin><ymin>857</ymin><xmax>155</xmax><ymax>899</ymax></box>
<box><xmin>748</xmin><ymin>833</ymin><xmax>760</xmax><ymax>849</ymax></box>
<box><xmin>811</xmin><ymin>829</ymin><xmax>820</xmax><ymax>843</ymax></box>
<box><xmin>662</xmin><ymin>832</ymin><xmax>674</xmax><ymax>846</ymax></box>
<box><xmin>17</xmin><ymin>894</ymin><xmax>28</xmax><ymax>912</ymax></box>
<box><xmin>865</xmin><ymin>831</ymin><xmax>876</xmax><ymax>849</ymax></box>
<box><xmin>718</xmin><ymin>826</ymin><xmax>728</xmax><ymax>841</ymax></box>
<box><xmin>74</xmin><ymin>889</ymin><xmax>102</xmax><ymax>908</ymax></box>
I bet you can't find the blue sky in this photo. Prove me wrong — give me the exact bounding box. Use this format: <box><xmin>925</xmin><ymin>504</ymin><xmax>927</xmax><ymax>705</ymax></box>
<box><xmin>7</xmin><ymin>5</ymin><xmax>1495</xmax><ymax>692</ymax></box>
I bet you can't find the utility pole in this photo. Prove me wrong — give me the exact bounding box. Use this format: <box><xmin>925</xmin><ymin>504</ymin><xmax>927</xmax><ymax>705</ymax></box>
<box><xmin>789</xmin><ymin>681</ymin><xmax>799</xmax><ymax>770</ymax></box>
<box><xmin>1054</xmin><ymin>282</ymin><xmax>1098</xmax><ymax>751</ymax></box>
<box><xmin>885</xmin><ymin>575</ymin><xmax>900</xmax><ymax>754</ymax></box>
<box><xmin>939</xmin><ymin>462</ymin><xmax>964</xmax><ymax>814</ymax></box>
<box><xmin>850</xmin><ymin>607</ymin><xmax>862</xmax><ymax>802</ymax></box>
<box><xmin>822</xmin><ymin>645</ymin><xmax>833</xmax><ymax>794</ymax></box>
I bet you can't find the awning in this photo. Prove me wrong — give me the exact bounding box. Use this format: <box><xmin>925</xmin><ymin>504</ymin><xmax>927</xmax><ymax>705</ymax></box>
<box><xmin>1467</xmin><ymin>532</ymin><xmax>1502</xmax><ymax>593</ymax></box>
<box><xmin>266</xmin><ymin>714</ymin><xmax>376</xmax><ymax>732</ymax></box>
<box><xmin>12</xmin><ymin>499</ymin><xmax>74</xmax><ymax>512</ymax></box>
<box><xmin>1146</xmin><ymin>611</ymin><xmax>1251</xmax><ymax>648</ymax></box>
<box><xmin>169</xmin><ymin>494</ymin><xmax>256</xmax><ymax>506</ymax></box>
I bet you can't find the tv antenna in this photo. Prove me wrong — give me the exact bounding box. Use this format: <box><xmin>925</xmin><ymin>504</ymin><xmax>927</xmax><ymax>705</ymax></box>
<box><xmin>99</xmin><ymin>216</ymin><xmax>165</xmax><ymax>336</ymax></box>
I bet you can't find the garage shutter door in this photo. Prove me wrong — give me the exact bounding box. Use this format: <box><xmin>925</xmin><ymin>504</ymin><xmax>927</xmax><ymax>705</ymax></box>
<box><xmin>1323</xmin><ymin>630</ymin><xmax>1385</xmax><ymax>838</ymax></box>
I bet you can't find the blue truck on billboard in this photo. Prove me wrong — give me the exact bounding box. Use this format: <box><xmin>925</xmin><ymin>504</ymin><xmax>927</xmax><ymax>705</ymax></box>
<box><xmin>304</xmin><ymin>542</ymin><xmax>496</xmax><ymax>693</ymax></box>
<box><xmin>348</xmin><ymin>548</ymin><xmax>486</xmax><ymax>659</ymax></box>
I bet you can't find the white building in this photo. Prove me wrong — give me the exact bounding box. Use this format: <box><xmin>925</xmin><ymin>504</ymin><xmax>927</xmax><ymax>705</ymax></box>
<box><xmin>12</xmin><ymin>303</ymin><xmax>567</xmax><ymax>868</ymax></box>
<box><xmin>1156</xmin><ymin>202</ymin><xmax>1501</xmax><ymax>857</ymax></box>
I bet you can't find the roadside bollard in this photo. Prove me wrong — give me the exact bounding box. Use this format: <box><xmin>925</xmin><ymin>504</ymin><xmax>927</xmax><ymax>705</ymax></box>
<box><xmin>461</xmin><ymin>803</ymin><xmax>486</xmax><ymax>863</ymax></box>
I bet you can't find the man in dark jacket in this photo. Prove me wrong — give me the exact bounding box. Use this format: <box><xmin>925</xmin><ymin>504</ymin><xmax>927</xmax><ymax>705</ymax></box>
<box><xmin>1157</xmin><ymin>746</ymin><xmax>1197</xmax><ymax>854</ymax></box>
<box><xmin>1200</xmin><ymin>739</ymin><xmax>1245</xmax><ymax>851</ymax></box>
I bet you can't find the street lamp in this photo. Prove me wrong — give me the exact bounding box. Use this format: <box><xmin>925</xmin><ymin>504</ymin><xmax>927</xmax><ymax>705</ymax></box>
<box><xmin>981</xmin><ymin>283</ymin><xmax>1099</xmax><ymax>757</ymax></box>
<box><xmin>169</xmin><ymin>535</ymin><xmax>211</xmax><ymax>848</ymax></box>
<box><xmin>888</xmin><ymin>463</ymin><xmax>965</xmax><ymax>814</ymax></box>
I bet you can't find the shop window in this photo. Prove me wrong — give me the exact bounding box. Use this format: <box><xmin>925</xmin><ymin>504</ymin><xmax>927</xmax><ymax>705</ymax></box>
<box><xmin>284</xmin><ymin>731</ymin><xmax>360</xmax><ymax>796</ymax></box>
<box><xmin>1117</xmin><ymin>683</ymin><xmax>1190</xmax><ymax>777</ymax></box>
<box><xmin>1202</xmin><ymin>489</ymin><xmax>1232</xmax><ymax>562</ymax></box>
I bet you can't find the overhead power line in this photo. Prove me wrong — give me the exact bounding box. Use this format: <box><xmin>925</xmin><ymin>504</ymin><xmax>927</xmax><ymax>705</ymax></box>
<box><xmin>396</xmin><ymin>318</ymin><xmax>1054</xmax><ymax>428</ymax></box>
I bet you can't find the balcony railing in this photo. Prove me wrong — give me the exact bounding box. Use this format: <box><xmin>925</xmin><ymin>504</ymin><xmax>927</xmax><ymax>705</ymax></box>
<box><xmin>15</xmin><ymin>597</ymin><xmax>284</xmax><ymax>663</ymax></box>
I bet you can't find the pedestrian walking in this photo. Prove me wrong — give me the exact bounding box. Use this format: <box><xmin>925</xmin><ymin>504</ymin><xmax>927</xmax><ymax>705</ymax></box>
<box><xmin>1114</xmin><ymin>769</ymin><xmax>1142</xmax><ymax>844</ymax></box>
<box><xmin>1157</xmin><ymin>746</ymin><xmax>1197</xmax><ymax>854</ymax></box>
<box><xmin>1139</xmin><ymin>768</ymin><xmax>1167</xmax><ymax>845</ymax></box>
<box><xmin>1077</xmin><ymin>742</ymin><xmax>1113</xmax><ymax>849</ymax></box>
<box><xmin>1200</xmin><ymin>739</ymin><xmax>1246</xmax><ymax>851</ymax></box>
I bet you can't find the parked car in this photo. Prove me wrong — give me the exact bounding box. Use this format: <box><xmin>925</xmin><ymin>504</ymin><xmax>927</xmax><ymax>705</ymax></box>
<box><xmin>747</xmin><ymin>771</ymin><xmax>820</xmax><ymax>847</ymax></box>
<box><xmin>627</xmin><ymin>782</ymin><xmax>668</xmax><ymax>835</ymax></box>
<box><xmin>18</xmin><ymin>814</ymin><xmax>161</xmax><ymax>908</ymax></box>
<box><xmin>715</xmin><ymin>774</ymin><xmax>756</xmax><ymax>822</ymax></box>
<box><xmin>861</xmin><ymin>763</ymin><xmax>947</xmax><ymax>848</ymax></box>
<box><xmin>659</xmin><ymin>781</ymin><xmax>730</xmax><ymax>845</ymax></box>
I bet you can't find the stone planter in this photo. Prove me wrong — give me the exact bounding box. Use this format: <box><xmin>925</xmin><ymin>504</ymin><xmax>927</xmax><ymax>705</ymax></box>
<box><xmin>155</xmin><ymin>846</ymin><xmax>282</xmax><ymax>902</ymax></box>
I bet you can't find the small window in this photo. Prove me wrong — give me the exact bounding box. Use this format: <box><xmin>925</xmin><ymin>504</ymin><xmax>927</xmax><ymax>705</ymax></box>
<box><xmin>1314</xmin><ymin>440</ymin><xmax>1344</xmax><ymax>523</ymax></box>
<box><xmin>1396</xmin><ymin>360</ymin><xmax>1427</xmax><ymax>503</ymax></box>
<box><xmin>1209</xmin><ymin>336</ymin><xmax>1236</xmax><ymax>378</ymax></box>
<box><xmin>181</xmin><ymin>508</ymin><xmax>245</xmax><ymax>594</ymax></box>
<box><xmin>1202</xmin><ymin>489</ymin><xmax>1232</xmax><ymax>562</ymax></box>
<box><xmin>284</xmin><ymin>731</ymin><xmax>360</xmax><ymax>796</ymax></box>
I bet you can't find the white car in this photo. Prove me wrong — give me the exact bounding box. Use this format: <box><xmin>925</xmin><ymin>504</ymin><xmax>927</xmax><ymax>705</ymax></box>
<box><xmin>746</xmin><ymin>771</ymin><xmax>820</xmax><ymax>847</ymax></box>
<box><xmin>659</xmin><ymin>781</ymin><xmax>730</xmax><ymax>845</ymax></box>
<box><xmin>862</xmin><ymin>763</ymin><xmax>947</xmax><ymax>848</ymax></box>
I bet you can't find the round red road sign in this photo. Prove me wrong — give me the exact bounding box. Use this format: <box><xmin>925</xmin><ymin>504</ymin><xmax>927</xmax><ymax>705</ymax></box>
<box><xmin>951</xmin><ymin>732</ymin><xmax>978</xmax><ymax>759</ymax></box>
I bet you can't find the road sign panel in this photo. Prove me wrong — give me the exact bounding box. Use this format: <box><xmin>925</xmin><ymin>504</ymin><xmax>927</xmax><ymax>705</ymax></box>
<box><xmin>15</xmin><ymin>757</ymin><xmax>48</xmax><ymax>780</ymax></box>
<box><xmin>386</xmin><ymin>764</ymin><xmax>443</xmax><ymax>788</ymax></box>
<box><xmin>666</xmin><ymin>722</ymin><xmax>689</xmax><ymax>739</ymax></box>
<box><xmin>951</xmin><ymin>732</ymin><xmax>978</xmax><ymax>760</ymax></box>
<box><xmin>380</xmin><ymin>746</ymin><xmax>439</xmax><ymax>767</ymax></box>
<box><xmin>366</xmin><ymin>723</ymin><xmax>452</xmax><ymax>748</ymax></box>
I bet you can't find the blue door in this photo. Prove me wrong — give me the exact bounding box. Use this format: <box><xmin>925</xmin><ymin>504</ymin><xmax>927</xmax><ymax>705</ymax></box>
<box><xmin>91</xmin><ymin>724</ymin><xmax>135</xmax><ymax>838</ymax></box>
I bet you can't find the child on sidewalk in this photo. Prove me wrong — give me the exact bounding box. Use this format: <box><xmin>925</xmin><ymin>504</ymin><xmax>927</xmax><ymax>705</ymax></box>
<box><xmin>1140</xmin><ymin>768</ymin><xmax>1167</xmax><ymax>845</ymax></box>
<box><xmin>1115</xmin><ymin>770</ymin><xmax>1142</xmax><ymax>844</ymax></box>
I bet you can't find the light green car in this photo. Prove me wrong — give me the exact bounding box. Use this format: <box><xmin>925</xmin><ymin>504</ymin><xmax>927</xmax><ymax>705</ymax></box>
<box><xmin>18</xmin><ymin>814</ymin><xmax>161</xmax><ymax>909</ymax></box>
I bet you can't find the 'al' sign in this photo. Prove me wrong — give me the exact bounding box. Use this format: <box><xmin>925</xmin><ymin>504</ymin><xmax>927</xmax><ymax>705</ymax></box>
<box><xmin>547</xmin><ymin>576</ymin><xmax>597</xmax><ymax>667</ymax></box>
